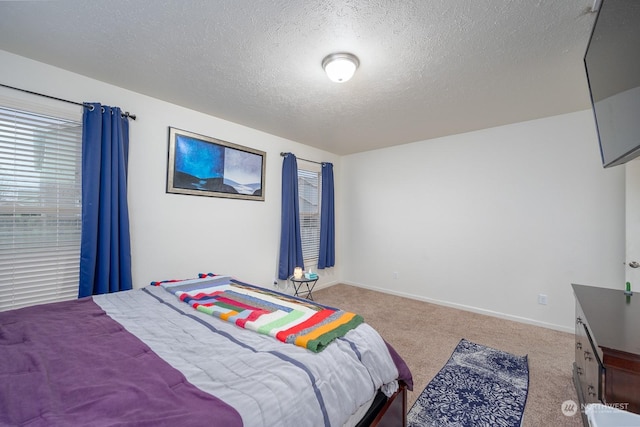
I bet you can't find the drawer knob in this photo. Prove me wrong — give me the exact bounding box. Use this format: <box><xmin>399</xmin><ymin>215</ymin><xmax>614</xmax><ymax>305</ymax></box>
<box><xmin>584</xmin><ymin>351</ymin><xmax>592</xmax><ymax>361</ymax></box>
<box><xmin>577</xmin><ymin>367</ymin><xmax>583</xmax><ymax>375</ymax></box>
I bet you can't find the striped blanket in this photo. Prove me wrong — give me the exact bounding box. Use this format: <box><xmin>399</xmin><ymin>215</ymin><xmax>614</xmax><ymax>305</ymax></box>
<box><xmin>154</xmin><ymin>275</ymin><xmax>364</xmax><ymax>352</ymax></box>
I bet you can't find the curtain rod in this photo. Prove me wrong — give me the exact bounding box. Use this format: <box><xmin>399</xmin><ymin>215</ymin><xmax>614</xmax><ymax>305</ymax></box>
<box><xmin>0</xmin><ymin>83</ymin><xmax>137</xmax><ymax>120</ymax></box>
<box><xmin>280</xmin><ymin>152</ymin><xmax>323</xmax><ymax>165</ymax></box>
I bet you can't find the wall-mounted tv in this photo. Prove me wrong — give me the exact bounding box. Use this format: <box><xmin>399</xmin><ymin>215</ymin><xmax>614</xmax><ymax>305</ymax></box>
<box><xmin>584</xmin><ymin>0</ymin><xmax>640</xmax><ymax>168</ymax></box>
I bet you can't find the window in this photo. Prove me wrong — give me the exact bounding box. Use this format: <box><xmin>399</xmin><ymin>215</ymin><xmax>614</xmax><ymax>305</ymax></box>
<box><xmin>0</xmin><ymin>104</ymin><xmax>82</xmax><ymax>311</ymax></box>
<box><xmin>298</xmin><ymin>166</ymin><xmax>321</xmax><ymax>266</ymax></box>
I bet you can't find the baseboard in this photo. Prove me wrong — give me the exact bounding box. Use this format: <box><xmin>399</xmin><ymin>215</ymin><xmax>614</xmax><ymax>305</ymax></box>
<box><xmin>339</xmin><ymin>280</ymin><xmax>574</xmax><ymax>334</ymax></box>
<box><xmin>313</xmin><ymin>281</ymin><xmax>337</xmax><ymax>291</ymax></box>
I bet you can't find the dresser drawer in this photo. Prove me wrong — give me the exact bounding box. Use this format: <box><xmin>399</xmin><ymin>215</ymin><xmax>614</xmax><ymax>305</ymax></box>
<box><xmin>575</xmin><ymin>303</ymin><xmax>603</xmax><ymax>404</ymax></box>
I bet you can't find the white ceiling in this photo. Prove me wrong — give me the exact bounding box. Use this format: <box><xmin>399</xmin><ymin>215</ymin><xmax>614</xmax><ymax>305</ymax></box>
<box><xmin>0</xmin><ymin>1</ymin><xmax>598</xmax><ymax>155</ymax></box>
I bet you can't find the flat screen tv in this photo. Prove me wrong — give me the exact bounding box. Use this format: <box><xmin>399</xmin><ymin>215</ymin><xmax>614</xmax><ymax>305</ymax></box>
<box><xmin>584</xmin><ymin>0</ymin><xmax>640</xmax><ymax>168</ymax></box>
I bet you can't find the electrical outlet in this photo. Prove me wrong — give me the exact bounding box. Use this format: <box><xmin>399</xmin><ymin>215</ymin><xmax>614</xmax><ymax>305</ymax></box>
<box><xmin>538</xmin><ymin>294</ymin><xmax>548</xmax><ymax>305</ymax></box>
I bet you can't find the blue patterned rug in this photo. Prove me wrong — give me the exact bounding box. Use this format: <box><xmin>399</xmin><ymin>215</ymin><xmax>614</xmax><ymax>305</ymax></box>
<box><xmin>407</xmin><ymin>339</ymin><xmax>529</xmax><ymax>427</ymax></box>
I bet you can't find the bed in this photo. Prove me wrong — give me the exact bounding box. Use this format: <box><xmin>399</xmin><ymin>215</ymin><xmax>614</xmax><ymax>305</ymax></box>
<box><xmin>0</xmin><ymin>274</ymin><xmax>412</xmax><ymax>426</ymax></box>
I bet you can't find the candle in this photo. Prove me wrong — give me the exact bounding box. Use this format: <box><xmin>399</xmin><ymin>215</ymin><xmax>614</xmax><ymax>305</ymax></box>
<box><xmin>294</xmin><ymin>267</ymin><xmax>303</xmax><ymax>279</ymax></box>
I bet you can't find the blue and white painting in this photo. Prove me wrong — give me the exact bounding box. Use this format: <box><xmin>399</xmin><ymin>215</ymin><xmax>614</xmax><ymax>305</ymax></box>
<box><xmin>169</xmin><ymin>129</ymin><xmax>265</xmax><ymax>200</ymax></box>
<box><xmin>221</xmin><ymin>147</ymin><xmax>263</xmax><ymax>195</ymax></box>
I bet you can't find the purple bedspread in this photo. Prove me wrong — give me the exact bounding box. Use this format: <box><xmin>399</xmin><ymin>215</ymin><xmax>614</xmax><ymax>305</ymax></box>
<box><xmin>0</xmin><ymin>297</ymin><xmax>242</xmax><ymax>427</ymax></box>
<box><xmin>385</xmin><ymin>341</ymin><xmax>413</xmax><ymax>391</ymax></box>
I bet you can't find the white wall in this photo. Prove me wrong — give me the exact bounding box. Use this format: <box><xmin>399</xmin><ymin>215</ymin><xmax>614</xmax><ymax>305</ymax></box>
<box><xmin>1</xmin><ymin>49</ymin><xmax>626</xmax><ymax>332</ymax></box>
<box><xmin>0</xmin><ymin>50</ymin><xmax>341</xmax><ymax>290</ymax></box>
<box><xmin>340</xmin><ymin>110</ymin><xmax>625</xmax><ymax>331</ymax></box>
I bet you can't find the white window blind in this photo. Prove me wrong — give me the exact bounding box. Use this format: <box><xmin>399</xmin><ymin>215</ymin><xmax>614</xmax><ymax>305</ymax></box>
<box><xmin>0</xmin><ymin>105</ymin><xmax>82</xmax><ymax>311</ymax></box>
<box><xmin>298</xmin><ymin>167</ymin><xmax>321</xmax><ymax>265</ymax></box>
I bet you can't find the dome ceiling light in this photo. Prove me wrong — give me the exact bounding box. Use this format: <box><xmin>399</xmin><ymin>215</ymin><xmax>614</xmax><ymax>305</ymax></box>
<box><xmin>322</xmin><ymin>52</ymin><xmax>359</xmax><ymax>83</ymax></box>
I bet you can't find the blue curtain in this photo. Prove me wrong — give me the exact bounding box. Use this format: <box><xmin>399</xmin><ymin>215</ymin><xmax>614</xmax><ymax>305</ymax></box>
<box><xmin>318</xmin><ymin>162</ymin><xmax>335</xmax><ymax>269</ymax></box>
<box><xmin>278</xmin><ymin>153</ymin><xmax>303</xmax><ymax>280</ymax></box>
<box><xmin>79</xmin><ymin>103</ymin><xmax>133</xmax><ymax>298</ymax></box>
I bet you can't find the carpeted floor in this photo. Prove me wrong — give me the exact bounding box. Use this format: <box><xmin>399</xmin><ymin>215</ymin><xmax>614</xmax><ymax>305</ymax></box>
<box><xmin>313</xmin><ymin>284</ymin><xmax>583</xmax><ymax>427</ymax></box>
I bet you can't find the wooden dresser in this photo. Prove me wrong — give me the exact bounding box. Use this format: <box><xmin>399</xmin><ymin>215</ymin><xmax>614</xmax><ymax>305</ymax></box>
<box><xmin>572</xmin><ymin>284</ymin><xmax>640</xmax><ymax>422</ymax></box>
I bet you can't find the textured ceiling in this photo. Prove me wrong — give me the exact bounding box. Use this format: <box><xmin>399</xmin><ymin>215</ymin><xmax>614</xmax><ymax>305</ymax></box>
<box><xmin>0</xmin><ymin>0</ymin><xmax>598</xmax><ymax>155</ymax></box>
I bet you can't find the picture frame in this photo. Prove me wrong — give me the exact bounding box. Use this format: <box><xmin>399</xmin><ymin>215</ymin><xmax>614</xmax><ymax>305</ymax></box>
<box><xmin>166</xmin><ymin>127</ymin><xmax>266</xmax><ymax>201</ymax></box>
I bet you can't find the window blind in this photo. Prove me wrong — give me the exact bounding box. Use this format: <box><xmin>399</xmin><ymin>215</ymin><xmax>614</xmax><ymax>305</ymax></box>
<box><xmin>298</xmin><ymin>167</ymin><xmax>321</xmax><ymax>265</ymax></box>
<box><xmin>0</xmin><ymin>105</ymin><xmax>82</xmax><ymax>311</ymax></box>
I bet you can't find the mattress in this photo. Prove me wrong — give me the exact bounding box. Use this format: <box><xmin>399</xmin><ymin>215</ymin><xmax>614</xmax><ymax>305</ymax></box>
<box><xmin>0</xmin><ymin>278</ymin><xmax>412</xmax><ymax>426</ymax></box>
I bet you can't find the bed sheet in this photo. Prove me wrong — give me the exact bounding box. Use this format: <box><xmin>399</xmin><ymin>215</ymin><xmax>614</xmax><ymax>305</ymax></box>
<box><xmin>93</xmin><ymin>284</ymin><xmax>408</xmax><ymax>426</ymax></box>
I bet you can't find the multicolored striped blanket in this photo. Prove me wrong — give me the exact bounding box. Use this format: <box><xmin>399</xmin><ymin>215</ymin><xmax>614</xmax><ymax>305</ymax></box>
<box><xmin>153</xmin><ymin>275</ymin><xmax>364</xmax><ymax>352</ymax></box>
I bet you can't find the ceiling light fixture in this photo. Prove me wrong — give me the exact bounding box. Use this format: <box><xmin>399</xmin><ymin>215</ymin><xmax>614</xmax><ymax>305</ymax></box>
<box><xmin>322</xmin><ymin>52</ymin><xmax>359</xmax><ymax>83</ymax></box>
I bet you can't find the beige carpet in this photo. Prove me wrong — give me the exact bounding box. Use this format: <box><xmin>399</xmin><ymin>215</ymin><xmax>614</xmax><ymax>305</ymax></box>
<box><xmin>313</xmin><ymin>284</ymin><xmax>583</xmax><ymax>427</ymax></box>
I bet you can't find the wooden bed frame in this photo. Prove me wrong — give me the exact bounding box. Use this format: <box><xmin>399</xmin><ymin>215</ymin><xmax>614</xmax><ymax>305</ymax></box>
<box><xmin>357</xmin><ymin>381</ymin><xmax>408</xmax><ymax>427</ymax></box>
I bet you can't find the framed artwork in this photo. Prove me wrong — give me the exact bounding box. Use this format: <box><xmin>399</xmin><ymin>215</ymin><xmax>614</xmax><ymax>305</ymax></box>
<box><xmin>166</xmin><ymin>127</ymin><xmax>266</xmax><ymax>201</ymax></box>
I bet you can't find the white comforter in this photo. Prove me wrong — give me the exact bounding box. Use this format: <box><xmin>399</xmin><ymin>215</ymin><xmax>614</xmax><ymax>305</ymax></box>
<box><xmin>93</xmin><ymin>284</ymin><xmax>400</xmax><ymax>427</ymax></box>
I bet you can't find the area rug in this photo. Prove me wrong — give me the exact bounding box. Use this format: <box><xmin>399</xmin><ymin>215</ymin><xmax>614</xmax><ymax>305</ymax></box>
<box><xmin>407</xmin><ymin>339</ymin><xmax>529</xmax><ymax>427</ymax></box>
